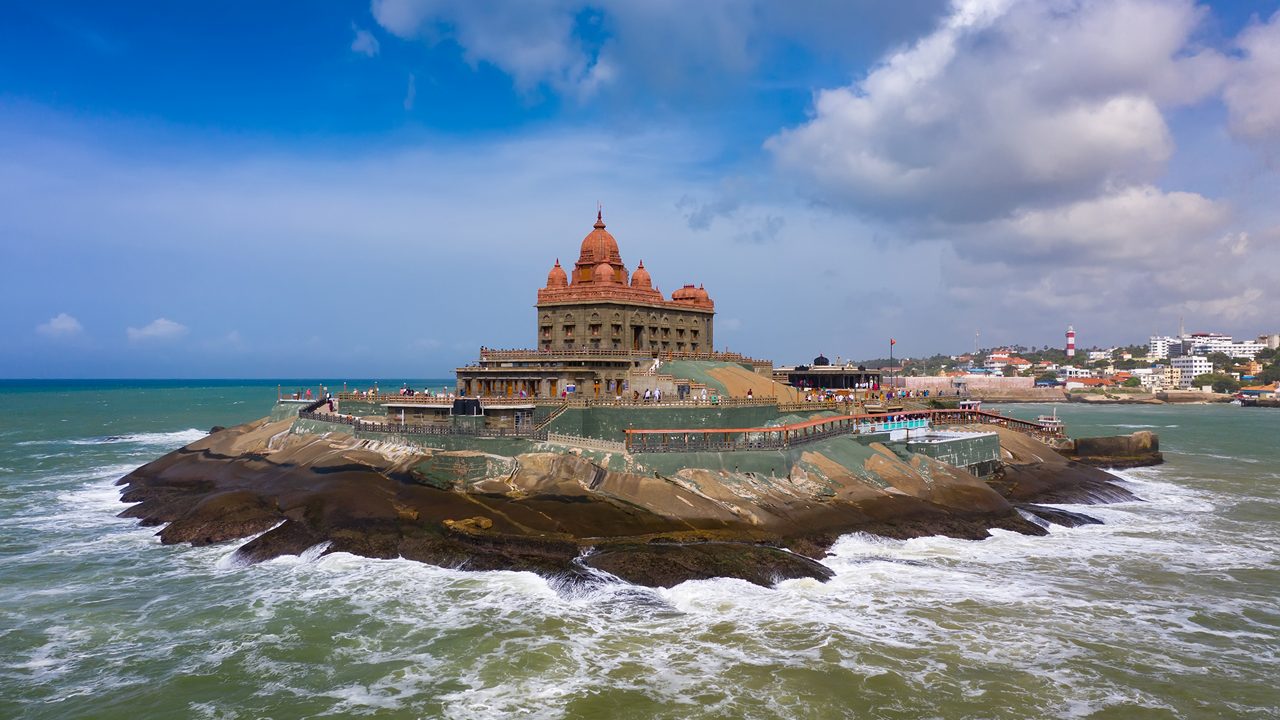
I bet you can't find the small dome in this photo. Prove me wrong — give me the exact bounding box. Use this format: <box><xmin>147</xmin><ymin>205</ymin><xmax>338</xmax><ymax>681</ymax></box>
<box><xmin>813</xmin><ymin>354</ymin><xmax>830</xmax><ymax>366</ymax></box>
<box><xmin>578</xmin><ymin>211</ymin><xmax>622</xmax><ymax>267</ymax></box>
<box><xmin>671</xmin><ymin>284</ymin><xmax>699</xmax><ymax>301</ymax></box>
<box><xmin>593</xmin><ymin>262</ymin><xmax>616</xmax><ymax>283</ymax></box>
<box><xmin>631</xmin><ymin>260</ymin><xmax>652</xmax><ymax>289</ymax></box>
<box><xmin>546</xmin><ymin>259</ymin><xmax>567</xmax><ymax>288</ymax></box>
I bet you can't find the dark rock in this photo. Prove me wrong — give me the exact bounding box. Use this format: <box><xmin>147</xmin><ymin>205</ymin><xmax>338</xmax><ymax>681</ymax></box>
<box><xmin>582</xmin><ymin>543</ymin><xmax>835</xmax><ymax>588</ymax></box>
<box><xmin>160</xmin><ymin>489</ymin><xmax>280</xmax><ymax>546</ymax></box>
<box><xmin>1016</xmin><ymin>504</ymin><xmax>1104</xmax><ymax>528</ymax></box>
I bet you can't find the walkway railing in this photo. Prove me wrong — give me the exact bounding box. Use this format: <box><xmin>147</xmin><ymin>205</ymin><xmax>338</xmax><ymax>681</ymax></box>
<box><xmin>298</xmin><ymin>410</ymin><xmax>548</xmax><ymax>440</ymax></box>
<box><xmin>475</xmin><ymin>347</ymin><xmax>772</xmax><ymax>368</ymax></box>
<box><xmin>335</xmin><ymin>392</ymin><xmax>542</xmax><ymax>406</ymax></box>
<box><xmin>545</xmin><ymin>432</ymin><xmax>626</xmax><ymax>453</ymax></box>
<box><xmin>776</xmin><ymin>400</ymin><xmax>841</xmax><ymax>413</ymax></box>
<box><xmin>624</xmin><ymin>408</ymin><xmax>1064</xmax><ymax>453</ymax></box>
<box><xmin>533</xmin><ymin>402</ymin><xmax>570</xmax><ymax>432</ymax></box>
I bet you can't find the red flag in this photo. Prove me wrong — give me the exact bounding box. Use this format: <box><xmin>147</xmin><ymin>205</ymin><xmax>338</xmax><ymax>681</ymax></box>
<box><xmin>890</xmin><ymin>338</ymin><xmax>896</xmax><ymax>346</ymax></box>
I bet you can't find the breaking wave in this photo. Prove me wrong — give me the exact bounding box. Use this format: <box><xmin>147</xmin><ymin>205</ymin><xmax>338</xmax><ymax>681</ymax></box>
<box><xmin>68</xmin><ymin>429</ymin><xmax>208</xmax><ymax>447</ymax></box>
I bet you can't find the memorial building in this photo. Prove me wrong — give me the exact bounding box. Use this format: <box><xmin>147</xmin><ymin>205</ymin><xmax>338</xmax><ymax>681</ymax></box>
<box><xmin>456</xmin><ymin>212</ymin><xmax>729</xmax><ymax>399</ymax></box>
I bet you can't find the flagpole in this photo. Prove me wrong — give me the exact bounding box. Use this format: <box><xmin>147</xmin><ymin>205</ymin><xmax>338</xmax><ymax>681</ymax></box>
<box><xmin>889</xmin><ymin>338</ymin><xmax>895</xmax><ymax>391</ymax></box>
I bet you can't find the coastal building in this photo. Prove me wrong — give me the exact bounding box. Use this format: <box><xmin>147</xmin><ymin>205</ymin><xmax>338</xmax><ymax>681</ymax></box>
<box><xmin>1148</xmin><ymin>335</ymin><xmax>1172</xmax><ymax>359</ymax></box>
<box><xmin>1153</xmin><ymin>331</ymin><xmax>1265</xmax><ymax>360</ymax></box>
<box><xmin>1225</xmin><ymin>340</ymin><xmax>1266</xmax><ymax>359</ymax></box>
<box><xmin>1171</xmin><ymin>355</ymin><xmax>1212</xmax><ymax>388</ymax></box>
<box><xmin>774</xmin><ymin>356</ymin><xmax>882</xmax><ymax>391</ymax></box>
<box><xmin>533</xmin><ymin>211</ymin><xmax>714</xmax><ymax>354</ymax></box>
<box><xmin>455</xmin><ymin>212</ymin><xmax>766</xmax><ymax>399</ymax></box>
<box><xmin>1056</xmin><ymin>366</ymin><xmax>1093</xmax><ymax>379</ymax></box>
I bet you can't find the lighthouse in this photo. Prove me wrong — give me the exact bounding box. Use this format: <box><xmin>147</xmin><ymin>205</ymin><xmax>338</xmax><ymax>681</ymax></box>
<box><xmin>1066</xmin><ymin>325</ymin><xmax>1076</xmax><ymax>358</ymax></box>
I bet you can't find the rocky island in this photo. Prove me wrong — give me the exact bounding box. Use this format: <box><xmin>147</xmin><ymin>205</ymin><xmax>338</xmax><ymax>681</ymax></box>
<box><xmin>116</xmin><ymin>213</ymin><xmax>1152</xmax><ymax>587</ymax></box>
<box><xmin>116</xmin><ymin>408</ymin><xmax>1149</xmax><ymax>587</ymax></box>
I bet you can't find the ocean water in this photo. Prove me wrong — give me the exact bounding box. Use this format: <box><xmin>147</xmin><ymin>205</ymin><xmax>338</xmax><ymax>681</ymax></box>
<box><xmin>1</xmin><ymin>383</ymin><xmax>1277</xmax><ymax>719</ymax></box>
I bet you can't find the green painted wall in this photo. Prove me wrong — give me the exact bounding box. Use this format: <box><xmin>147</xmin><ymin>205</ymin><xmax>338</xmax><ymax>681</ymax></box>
<box><xmin>904</xmin><ymin>433</ymin><xmax>1000</xmax><ymax>475</ymax></box>
<box><xmin>291</xmin><ymin>417</ymin><xmax>540</xmax><ymax>456</ymax></box>
<box><xmin>546</xmin><ymin>404</ymin><xmax>791</xmax><ymax>442</ymax></box>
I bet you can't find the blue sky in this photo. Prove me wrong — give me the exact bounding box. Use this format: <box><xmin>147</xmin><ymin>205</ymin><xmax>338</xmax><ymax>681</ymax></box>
<box><xmin>3</xmin><ymin>0</ymin><xmax>1279</xmax><ymax>378</ymax></box>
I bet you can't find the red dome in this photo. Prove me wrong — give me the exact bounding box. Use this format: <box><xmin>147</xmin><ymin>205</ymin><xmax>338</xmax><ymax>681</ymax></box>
<box><xmin>546</xmin><ymin>259</ymin><xmax>567</xmax><ymax>288</ymax></box>
<box><xmin>630</xmin><ymin>260</ymin><xmax>652</xmax><ymax>289</ymax></box>
<box><xmin>578</xmin><ymin>211</ymin><xmax>622</xmax><ymax>266</ymax></box>
<box><xmin>593</xmin><ymin>262</ymin><xmax>616</xmax><ymax>283</ymax></box>
<box><xmin>671</xmin><ymin>284</ymin><xmax>699</xmax><ymax>300</ymax></box>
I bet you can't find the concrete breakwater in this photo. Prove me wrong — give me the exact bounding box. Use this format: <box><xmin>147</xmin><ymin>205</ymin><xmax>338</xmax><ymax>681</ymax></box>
<box><xmin>1057</xmin><ymin>430</ymin><xmax>1164</xmax><ymax>469</ymax></box>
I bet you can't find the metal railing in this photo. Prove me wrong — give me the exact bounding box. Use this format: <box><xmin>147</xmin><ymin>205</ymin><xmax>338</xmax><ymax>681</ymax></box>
<box><xmin>297</xmin><ymin>411</ymin><xmax>548</xmax><ymax>440</ymax></box>
<box><xmin>533</xmin><ymin>402</ymin><xmax>571</xmax><ymax>432</ymax></box>
<box><xmin>624</xmin><ymin>408</ymin><xmax>1064</xmax><ymax>453</ymax></box>
<box><xmin>775</xmin><ymin>400</ymin><xmax>841</xmax><ymax>413</ymax></box>
<box><xmin>475</xmin><ymin>347</ymin><xmax>772</xmax><ymax>368</ymax></box>
<box><xmin>335</xmin><ymin>392</ymin><xmax>543</xmax><ymax>406</ymax></box>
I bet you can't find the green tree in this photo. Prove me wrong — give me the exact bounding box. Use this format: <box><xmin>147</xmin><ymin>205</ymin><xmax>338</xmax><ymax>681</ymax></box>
<box><xmin>1002</xmin><ymin>364</ymin><xmax>1017</xmax><ymax>378</ymax></box>
<box><xmin>1036</xmin><ymin>372</ymin><xmax>1058</xmax><ymax>384</ymax></box>
<box><xmin>1207</xmin><ymin>352</ymin><xmax>1233</xmax><ymax>371</ymax></box>
<box><xmin>1122</xmin><ymin>377</ymin><xmax>1141</xmax><ymax>388</ymax></box>
<box><xmin>1258</xmin><ymin>364</ymin><xmax>1280</xmax><ymax>384</ymax></box>
<box><xmin>1192</xmin><ymin>373</ymin><xmax>1240</xmax><ymax>393</ymax></box>
<box><xmin>1256</xmin><ymin>347</ymin><xmax>1277</xmax><ymax>361</ymax></box>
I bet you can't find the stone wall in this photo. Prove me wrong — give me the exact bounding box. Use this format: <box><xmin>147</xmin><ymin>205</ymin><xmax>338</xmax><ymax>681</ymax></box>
<box><xmin>1061</xmin><ymin>430</ymin><xmax>1163</xmax><ymax>468</ymax></box>
<box><xmin>546</xmin><ymin>404</ymin><xmax>801</xmax><ymax>442</ymax></box>
<box><xmin>537</xmin><ymin>301</ymin><xmax>712</xmax><ymax>354</ymax></box>
<box><xmin>901</xmin><ymin>376</ymin><xmax>1034</xmax><ymax>392</ymax></box>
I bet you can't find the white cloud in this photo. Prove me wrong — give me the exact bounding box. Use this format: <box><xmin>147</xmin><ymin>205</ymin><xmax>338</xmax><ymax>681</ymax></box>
<box><xmin>978</xmin><ymin>185</ymin><xmax>1230</xmax><ymax>265</ymax></box>
<box><xmin>351</xmin><ymin>25</ymin><xmax>381</xmax><ymax>57</ymax></box>
<box><xmin>766</xmin><ymin>0</ymin><xmax>1225</xmax><ymax>222</ymax></box>
<box><xmin>127</xmin><ymin>318</ymin><xmax>188</xmax><ymax>342</ymax></box>
<box><xmin>372</xmin><ymin>0</ymin><xmax>601</xmax><ymax>95</ymax></box>
<box><xmin>368</xmin><ymin>0</ymin><xmax>951</xmax><ymax>100</ymax></box>
<box><xmin>36</xmin><ymin>312</ymin><xmax>83</xmax><ymax>338</ymax></box>
<box><xmin>759</xmin><ymin>0</ymin><xmax>1278</xmax><ymax>344</ymax></box>
<box><xmin>1223</xmin><ymin>10</ymin><xmax>1280</xmax><ymax>143</ymax></box>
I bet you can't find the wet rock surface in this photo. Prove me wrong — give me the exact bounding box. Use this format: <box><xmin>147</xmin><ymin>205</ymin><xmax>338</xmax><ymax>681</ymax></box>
<box><xmin>116</xmin><ymin>416</ymin><xmax>1140</xmax><ymax>588</ymax></box>
<box><xmin>983</xmin><ymin>426</ymin><xmax>1142</xmax><ymax>505</ymax></box>
<box><xmin>1016</xmin><ymin>504</ymin><xmax>1104</xmax><ymax>528</ymax></box>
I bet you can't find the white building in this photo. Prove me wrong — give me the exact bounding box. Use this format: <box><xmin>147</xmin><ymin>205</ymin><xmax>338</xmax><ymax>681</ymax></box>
<box><xmin>1171</xmin><ymin>355</ymin><xmax>1213</xmax><ymax>389</ymax></box>
<box><xmin>1148</xmin><ymin>335</ymin><xmax>1174</xmax><ymax>359</ymax></box>
<box><xmin>1186</xmin><ymin>333</ymin><xmax>1234</xmax><ymax>356</ymax></box>
<box><xmin>1057</xmin><ymin>366</ymin><xmax>1093</xmax><ymax>378</ymax></box>
<box><xmin>1087</xmin><ymin>349</ymin><xmax>1113</xmax><ymax>362</ymax></box>
<box><xmin>1226</xmin><ymin>341</ymin><xmax>1266</xmax><ymax>359</ymax></box>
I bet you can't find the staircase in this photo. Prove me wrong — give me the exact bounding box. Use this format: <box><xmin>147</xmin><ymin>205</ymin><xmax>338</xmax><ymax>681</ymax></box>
<box><xmin>533</xmin><ymin>402</ymin><xmax>570</xmax><ymax>432</ymax></box>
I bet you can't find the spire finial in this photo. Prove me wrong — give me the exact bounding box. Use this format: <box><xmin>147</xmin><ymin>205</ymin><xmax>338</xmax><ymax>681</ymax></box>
<box><xmin>594</xmin><ymin>201</ymin><xmax>605</xmax><ymax>229</ymax></box>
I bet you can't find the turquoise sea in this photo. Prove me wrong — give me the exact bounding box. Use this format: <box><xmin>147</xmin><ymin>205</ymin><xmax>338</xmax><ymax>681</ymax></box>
<box><xmin>1</xmin><ymin>381</ymin><xmax>1278</xmax><ymax>719</ymax></box>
